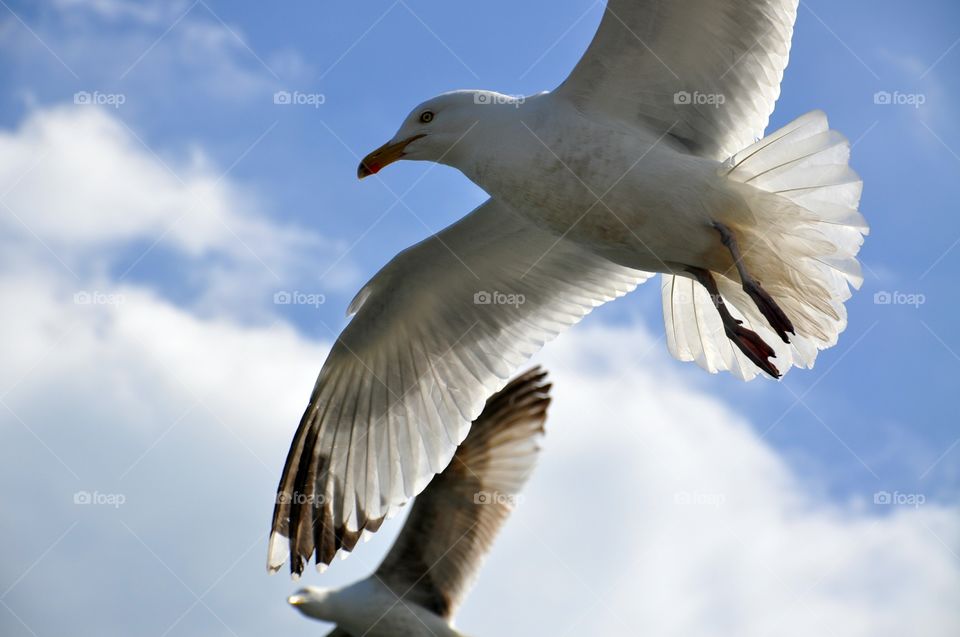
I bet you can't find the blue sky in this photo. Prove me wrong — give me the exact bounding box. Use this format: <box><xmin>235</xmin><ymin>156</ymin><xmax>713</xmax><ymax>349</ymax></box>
<box><xmin>1</xmin><ymin>1</ymin><xmax>958</xmax><ymax>636</ymax></box>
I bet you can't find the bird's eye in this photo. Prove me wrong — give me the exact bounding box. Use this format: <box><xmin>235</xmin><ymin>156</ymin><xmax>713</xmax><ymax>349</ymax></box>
<box><xmin>419</xmin><ymin>111</ymin><xmax>434</xmax><ymax>124</ymax></box>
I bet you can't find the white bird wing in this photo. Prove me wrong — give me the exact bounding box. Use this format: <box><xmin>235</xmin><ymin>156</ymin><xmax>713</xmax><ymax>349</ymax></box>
<box><xmin>556</xmin><ymin>0</ymin><xmax>799</xmax><ymax>161</ymax></box>
<box><xmin>269</xmin><ymin>200</ymin><xmax>652</xmax><ymax>575</ymax></box>
<box><xmin>374</xmin><ymin>367</ymin><xmax>550</xmax><ymax>619</ymax></box>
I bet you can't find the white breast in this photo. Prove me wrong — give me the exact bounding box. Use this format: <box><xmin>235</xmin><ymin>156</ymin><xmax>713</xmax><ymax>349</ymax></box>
<box><xmin>333</xmin><ymin>578</ymin><xmax>463</xmax><ymax>637</ymax></box>
<box><xmin>462</xmin><ymin>92</ymin><xmax>737</xmax><ymax>273</ymax></box>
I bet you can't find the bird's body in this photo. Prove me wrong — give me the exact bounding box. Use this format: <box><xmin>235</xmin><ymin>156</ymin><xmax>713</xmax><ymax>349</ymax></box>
<box><xmin>450</xmin><ymin>91</ymin><xmax>740</xmax><ymax>274</ymax></box>
<box><xmin>294</xmin><ymin>579</ymin><xmax>464</xmax><ymax>637</ymax></box>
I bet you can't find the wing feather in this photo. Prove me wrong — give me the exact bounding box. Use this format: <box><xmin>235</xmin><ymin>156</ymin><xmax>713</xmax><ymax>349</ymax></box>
<box><xmin>374</xmin><ymin>368</ymin><xmax>552</xmax><ymax>619</ymax></box>
<box><xmin>557</xmin><ymin>0</ymin><xmax>799</xmax><ymax>161</ymax></box>
<box><xmin>269</xmin><ymin>200</ymin><xmax>652</xmax><ymax>575</ymax></box>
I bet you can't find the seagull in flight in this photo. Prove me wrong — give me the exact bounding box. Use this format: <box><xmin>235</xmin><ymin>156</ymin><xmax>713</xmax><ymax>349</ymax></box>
<box><xmin>286</xmin><ymin>369</ymin><xmax>551</xmax><ymax>636</ymax></box>
<box><xmin>270</xmin><ymin>0</ymin><xmax>867</xmax><ymax>574</ymax></box>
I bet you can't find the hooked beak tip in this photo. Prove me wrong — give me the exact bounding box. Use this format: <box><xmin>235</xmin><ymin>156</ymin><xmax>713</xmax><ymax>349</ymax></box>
<box><xmin>357</xmin><ymin>162</ymin><xmax>377</xmax><ymax>180</ymax></box>
<box><xmin>357</xmin><ymin>133</ymin><xmax>426</xmax><ymax>181</ymax></box>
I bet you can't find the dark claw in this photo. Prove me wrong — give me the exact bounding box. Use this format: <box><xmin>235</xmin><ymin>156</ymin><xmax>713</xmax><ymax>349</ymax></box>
<box><xmin>687</xmin><ymin>265</ymin><xmax>782</xmax><ymax>379</ymax></box>
<box><xmin>712</xmin><ymin>221</ymin><xmax>795</xmax><ymax>345</ymax></box>
<box><xmin>744</xmin><ymin>280</ymin><xmax>795</xmax><ymax>344</ymax></box>
<box><xmin>724</xmin><ymin>323</ymin><xmax>781</xmax><ymax>379</ymax></box>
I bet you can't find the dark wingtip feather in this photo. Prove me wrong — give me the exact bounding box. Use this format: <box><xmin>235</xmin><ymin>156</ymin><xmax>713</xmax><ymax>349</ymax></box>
<box><xmin>272</xmin><ymin>367</ymin><xmax>553</xmax><ymax>576</ymax></box>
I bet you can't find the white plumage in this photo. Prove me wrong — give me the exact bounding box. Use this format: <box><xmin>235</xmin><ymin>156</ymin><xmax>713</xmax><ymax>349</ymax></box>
<box><xmin>269</xmin><ymin>0</ymin><xmax>868</xmax><ymax>572</ymax></box>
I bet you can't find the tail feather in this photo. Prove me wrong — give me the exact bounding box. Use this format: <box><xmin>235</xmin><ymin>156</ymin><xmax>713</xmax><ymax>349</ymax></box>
<box><xmin>662</xmin><ymin>110</ymin><xmax>868</xmax><ymax>380</ymax></box>
<box><xmin>663</xmin><ymin>275</ymin><xmax>760</xmax><ymax>378</ymax></box>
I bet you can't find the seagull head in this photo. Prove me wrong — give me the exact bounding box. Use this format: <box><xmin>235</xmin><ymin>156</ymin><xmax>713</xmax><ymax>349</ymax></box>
<box><xmin>287</xmin><ymin>586</ymin><xmax>336</xmax><ymax>620</ymax></box>
<box><xmin>358</xmin><ymin>90</ymin><xmax>525</xmax><ymax>178</ymax></box>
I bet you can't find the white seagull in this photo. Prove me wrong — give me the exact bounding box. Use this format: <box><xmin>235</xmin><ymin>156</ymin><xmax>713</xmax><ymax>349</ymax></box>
<box><xmin>270</xmin><ymin>0</ymin><xmax>867</xmax><ymax>573</ymax></box>
<box><xmin>286</xmin><ymin>368</ymin><xmax>551</xmax><ymax>636</ymax></box>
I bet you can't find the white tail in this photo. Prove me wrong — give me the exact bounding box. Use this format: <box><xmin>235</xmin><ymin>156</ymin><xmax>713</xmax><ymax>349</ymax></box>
<box><xmin>662</xmin><ymin>110</ymin><xmax>868</xmax><ymax>380</ymax></box>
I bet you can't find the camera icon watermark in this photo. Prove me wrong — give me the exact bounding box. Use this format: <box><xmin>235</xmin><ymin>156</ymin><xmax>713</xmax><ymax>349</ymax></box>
<box><xmin>276</xmin><ymin>492</ymin><xmax>327</xmax><ymax>506</ymax></box>
<box><xmin>74</xmin><ymin>91</ymin><xmax>126</xmax><ymax>109</ymax></box>
<box><xmin>74</xmin><ymin>490</ymin><xmax>126</xmax><ymax>508</ymax></box>
<box><xmin>873</xmin><ymin>290</ymin><xmax>925</xmax><ymax>308</ymax></box>
<box><xmin>873</xmin><ymin>490</ymin><xmax>925</xmax><ymax>508</ymax></box>
<box><xmin>473</xmin><ymin>290</ymin><xmax>525</xmax><ymax>308</ymax></box>
<box><xmin>873</xmin><ymin>90</ymin><xmax>925</xmax><ymax>109</ymax></box>
<box><xmin>273</xmin><ymin>290</ymin><xmax>326</xmax><ymax>308</ymax></box>
<box><xmin>474</xmin><ymin>490</ymin><xmax>522</xmax><ymax>506</ymax></box>
<box><xmin>73</xmin><ymin>290</ymin><xmax>125</xmax><ymax>306</ymax></box>
<box><xmin>473</xmin><ymin>92</ymin><xmax>525</xmax><ymax>108</ymax></box>
<box><xmin>273</xmin><ymin>90</ymin><xmax>326</xmax><ymax>108</ymax></box>
<box><xmin>673</xmin><ymin>91</ymin><xmax>726</xmax><ymax>108</ymax></box>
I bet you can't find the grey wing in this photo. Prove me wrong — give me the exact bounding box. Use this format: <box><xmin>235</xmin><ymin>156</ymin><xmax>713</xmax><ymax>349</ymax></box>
<box><xmin>373</xmin><ymin>368</ymin><xmax>551</xmax><ymax>619</ymax></box>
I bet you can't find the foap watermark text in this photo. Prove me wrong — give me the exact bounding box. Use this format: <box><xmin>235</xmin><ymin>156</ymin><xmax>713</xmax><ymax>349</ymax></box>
<box><xmin>274</xmin><ymin>290</ymin><xmax>326</xmax><ymax>308</ymax></box>
<box><xmin>474</xmin><ymin>490</ymin><xmax>523</xmax><ymax>506</ymax></box>
<box><xmin>874</xmin><ymin>290</ymin><xmax>925</xmax><ymax>308</ymax></box>
<box><xmin>874</xmin><ymin>91</ymin><xmax>925</xmax><ymax>108</ymax></box>
<box><xmin>74</xmin><ymin>490</ymin><xmax>126</xmax><ymax>508</ymax></box>
<box><xmin>74</xmin><ymin>91</ymin><xmax>126</xmax><ymax>108</ymax></box>
<box><xmin>874</xmin><ymin>490</ymin><xmax>925</xmax><ymax>508</ymax></box>
<box><xmin>674</xmin><ymin>91</ymin><xmax>726</xmax><ymax>108</ymax></box>
<box><xmin>474</xmin><ymin>290</ymin><xmax>525</xmax><ymax>308</ymax></box>
<box><xmin>274</xmin><ymin>90</ymin><xmax>326</xmax><ymax>108</ymax></box>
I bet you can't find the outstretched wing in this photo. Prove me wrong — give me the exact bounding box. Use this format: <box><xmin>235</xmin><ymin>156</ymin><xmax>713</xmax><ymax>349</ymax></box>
<box><xmin>269</xmin><ymin>200</ymin><xmax>652</xmax><ymax>575</ymax></box>
<box><xmin>375</xmin><ymin>368</ymin><xmax>550</xmax><ymax>619</ymax></box>
<box><xmin>556</xmin><ymin>0</ymin><xmax>798</xmax><ymax>161</ymax></box>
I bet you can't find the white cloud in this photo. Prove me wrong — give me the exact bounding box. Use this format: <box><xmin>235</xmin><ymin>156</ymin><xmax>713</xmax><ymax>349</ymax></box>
<box><xmin>2</xmin><ymin>106</ymin><xmax>283</xmax><ymax>254</ymax></box>
<box><xmin>1</xmin><ymin>269</ymin><xmax>957</xmax><ymax>636</ymax></box>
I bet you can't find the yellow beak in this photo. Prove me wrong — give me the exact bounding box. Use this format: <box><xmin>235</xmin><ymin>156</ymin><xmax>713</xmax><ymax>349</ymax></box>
<box><xmin>357</xmin><ymin>134</ymin><xmax>426</xmax><ymax>179</ymax></box>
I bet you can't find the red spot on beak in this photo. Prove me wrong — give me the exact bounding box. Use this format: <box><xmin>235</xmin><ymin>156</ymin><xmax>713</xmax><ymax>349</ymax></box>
<box><xmin>357</xmin><ymin>133</ymin><xmax>426</xmax><ymax>180</ymax></box>
<box><xmin>357</xmin><ymin>162</ymin><xmax>379</xmax><ymax>179</ymax></box>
